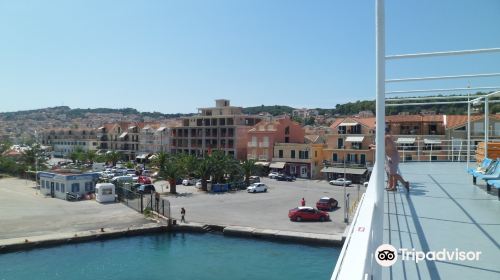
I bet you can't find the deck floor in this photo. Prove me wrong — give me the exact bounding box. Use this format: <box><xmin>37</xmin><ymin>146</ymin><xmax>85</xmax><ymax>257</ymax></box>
<box><xmin>382</xmin><ymin>162</ymin><xmax>500</xmax><ymax>280</ymax></box>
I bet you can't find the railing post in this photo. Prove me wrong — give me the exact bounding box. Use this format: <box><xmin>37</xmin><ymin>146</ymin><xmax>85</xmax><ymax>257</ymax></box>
<box><xmin>140</xmin><ymin>194</ymin><xmax>143</xmax><ymax>213</ymax></box>
<box><xmin>467</xmin><ymin>98</ymin><xmax>471</xmax><ymax>168</ymax></box>
<box><xmin>373</xmin><ymin>0</ymin><xmax>385</xmax><ymax>278</ymax></box>
<box><xmin>485</xmin><ymin>97</ymin><xmax>489</xmax><ymax>158</ymax></box>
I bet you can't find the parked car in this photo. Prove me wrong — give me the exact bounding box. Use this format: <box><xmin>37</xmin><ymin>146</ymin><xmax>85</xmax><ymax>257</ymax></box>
<box><xmin>288</xmin><ymin>207</ymin><xmax>330</xmax><ymax>222</ymax></box>
<box><xmin>66</xmin><ymin>192</ymin><xmax>82</xmax><ymax>201</ymax></box>
<box><xmin>329</xmin><ymin>178</ymin><xmax>352</xmax><ymax>186</ymax></box>
<box><xmin>268</xmin><ymin>172</ymin><xmax>280</xmax><ymax>179</ymax></box>
<box><xmin>182</xmin><ymin>178</ymin><xmax>197</xmax><ymax>186</ymax></box>
<box><xmin>138</xmin><ymin>176</ymin><xmax>152</xmax><ymax>184</ymax></box>
<box><xmin>249</xmin><ymin>176</ymin><xmax>260</xmax><ymax>184</ymax></box>
<box><xmin>196</xmin><ymin>179</ymin><xmax>211</xmax><ymax>189</ymax></box>
<box><xmin>126</xmin><ymin>169</ymin><xmax>137</xmax><ymax>175</ymax></box>
<box><xmin>316</xmin><ymin>197</ymin><xmax>338</xmax><ymax>211</ymax></box>
<box><xmin>276</xmin><ymin>174</ymin><xmax>295</xmax><ymax>181</ymax></box>
<box><xmin>246</xmin><ymin>183</ymin><xmax>268</xmax><ymax>193</ymax></box>
<box><xmin>137</xmin><ymin>184</ymin><xmax>156</xmax><ymax>194</ymax></box>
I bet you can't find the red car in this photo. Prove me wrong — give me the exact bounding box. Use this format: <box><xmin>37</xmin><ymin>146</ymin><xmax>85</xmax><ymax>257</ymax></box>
<box><xmin>316</xmin><ymin>197</ymin><xmax>338</xmax><ymax>211</ymax></box>
<box><xmin>138</xmin><ymin>176</ymin><xmax>152</xmax><ymax>184</ymax></box>
<box><xmin>288</xmin><ymin>206</ymin><xmax>330</xmax><ymax>222</ymax></box>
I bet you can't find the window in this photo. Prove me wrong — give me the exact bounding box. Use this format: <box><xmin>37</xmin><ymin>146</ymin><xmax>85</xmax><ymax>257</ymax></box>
<box><xmin>278</xmin><ymin>150</ymin><xmax>283</xmax><ymax>158</ymax></box>
<box><xmin>299</xmin><ymin>151</ymin><xmax>309</xmax><ymax>159</ymax></box>
<box><xmin>45</xmin><ymin>181</ymin><xmax>50</xmax><ymax>188</ymax></box>
<box><xmin>338</xmin><ymin>138</ymin><xmax>344</xmax><ymax>149</ymax></box>
<box><xmin>285</xmin><ymin>137</ymin><xmax>289</xmax><ymax>143</ymax></box>
<box><xmin>61</xmin><ymin>184</ymin><xmax>65</xmax><ymax>192</ymax></box>
<box><xmin>291</xmin><ymin>150</ymin><xmax>296</xmax><ymax>158</ymax></box>
<box><xmin>85</xmin><ymin>182</ymin><xmax>93</xmax><ymax>192</ymax></box>
<box><xmin>333</xmin><ymin>153</ymin><xmax>338</xmax><ymax>162</ymax></box>
<box><xmin>285</xmin><ymin>126</ymin><xmax>290</xmax><ymax>135</ymax></box>
<box><xmin>102</xmin><ymin>188</ymin><xmax>113</xmax><ymax>195</ymax></box>
<box><xmin>315</xmin><ymin>151</ymin><xmax>318</xmax><ymax>158</ymax></box>
<box><xmin>71</xmin><ymin>183</ymin><xmax>80</xmax><ymax>193</ymax></box>
<box><xmin>56</xmin><ymin>182</ymin><xmax>60</xmax><ymax>191</ymax></box>
<box><xmin>40</xmin><ymin>180</ymin><xmax>45</xmax><ymax>188</ymax></box>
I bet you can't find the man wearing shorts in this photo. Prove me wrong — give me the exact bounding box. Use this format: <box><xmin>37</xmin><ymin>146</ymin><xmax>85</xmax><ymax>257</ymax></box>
<box><xmin>385</xmin><ymin>130</ymin><xmax>410</xmax><ymax>192</ymax></box>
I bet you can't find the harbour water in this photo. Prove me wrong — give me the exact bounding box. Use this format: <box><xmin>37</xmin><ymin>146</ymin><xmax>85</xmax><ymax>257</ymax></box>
<box><xmin>0</xmin><ymin>233</ymin><xmax>339</xmax><ymax>280</ymax></box>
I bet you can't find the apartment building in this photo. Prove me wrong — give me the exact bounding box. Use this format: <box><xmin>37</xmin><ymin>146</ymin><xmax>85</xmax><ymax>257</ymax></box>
<box><xmin>42</xmin><ymin>128</ymin><xmax>98</xmax><ymax>157</ymax></box>
<box><xmin>138</xmin><ymin>124</ymin><xmax>171</xmax><ymax>155</ymax></box>
<box><xmin>247</xmin><ymin>116</ymin><xmax>304</xmax><ymax>164</ymax></box>
<box><xmin>170</xmin><ymin>99</ymin><xmax>261</xmax><ymax>159</ymax></box>
<box><xmin>320</xmin><ymin>117</ymin><xmax>375</xmax><ymax>183</ymax></box>
<box><xmin>96</xmin><ymin>122</ymin><xmax>141</xmax><ymax>160</ymax></box>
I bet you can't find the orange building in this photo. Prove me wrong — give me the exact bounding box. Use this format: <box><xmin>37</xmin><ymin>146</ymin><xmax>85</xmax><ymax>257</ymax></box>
<box><xmin>246</xmin><ymin>116</ymin><xmax>304</xmax><ymax>163</ymax></box>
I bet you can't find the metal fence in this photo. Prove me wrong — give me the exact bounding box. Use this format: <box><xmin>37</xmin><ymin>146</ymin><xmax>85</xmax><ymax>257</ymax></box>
<box><xmin>395</xmin><ymin>138</ymin><xmax>495</xmax><ymax>162</ymax></box>
<box><xmin>115</xmin><ymin>185</ymin><xmax>143</xmax><ymax>213</ymax></box>
<box><xmin>144</xmin><ymin>193</ymin><xmax>170</xmax><ymax>218</ymax></box>
<box><xmin>115</xmin><ymin>186</ymin><xmax>171</xmax><ymax>218</ymax></box>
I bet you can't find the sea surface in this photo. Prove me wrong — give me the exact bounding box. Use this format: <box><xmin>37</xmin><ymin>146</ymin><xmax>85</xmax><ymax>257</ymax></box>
<box><xmin>0</xmin><ymin>233</ymin><xmax>339</xmax><ymax>280</ymax></box>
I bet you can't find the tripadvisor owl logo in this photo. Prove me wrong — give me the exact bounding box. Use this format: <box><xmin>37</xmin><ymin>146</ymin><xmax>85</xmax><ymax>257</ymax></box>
<box><xmin>375</xmin><ymin>244</ymin><xmax>398</xmax><ymax>267</ymax></box>
<box><xmin>375</xmin><ymin>244</ymin><xmax>482</xmax><ymax>267</ymax></box>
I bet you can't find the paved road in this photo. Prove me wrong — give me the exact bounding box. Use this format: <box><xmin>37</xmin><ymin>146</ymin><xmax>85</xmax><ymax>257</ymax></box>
<box><xmin>0</xmin><ymin>177</ymin><xmax>154</xmax><ymax>240</ymax></box>
<box><xmin>166</xmin><ymin>177</ymin><xmax>366</xmax><ymax>235</ymax></box>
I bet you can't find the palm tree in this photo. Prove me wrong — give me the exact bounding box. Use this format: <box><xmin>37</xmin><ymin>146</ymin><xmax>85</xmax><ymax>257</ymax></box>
<box><xmin>85</xmin><ymin>150</ymin><xmax>98</xmax><ymax>163</ymax></box>
<box><xmin>152</xmin><ymin>152</ymin><xmax>182</xmax><ymax>194</ymax></box>
<box><xmin>241</xmin><ymin>159</ymin><xmax>257</xmax><ymax>186</ymax></box>
<box><xmin>209</xmin><ymin>150</ymin><xmax>228</xmax><ymax>183</ymax></box>
<box><xmin>179</xmin><ymin>153</ymin><xmax>198</xmax><ymax>178</ymax></box>
<box><xmin>196</xmin><ymin>157</ymin><xmax>212</xmax><ymax>191</ymax></box>
<box><xmin>69</xmin><ymin>148</ymin><xmax>84</xmax><ymax>163</ymax></box>
<box><xmin>105</xmin><ymin>151</ymin><xmax>122</xmax><ymax>166</ymax></box>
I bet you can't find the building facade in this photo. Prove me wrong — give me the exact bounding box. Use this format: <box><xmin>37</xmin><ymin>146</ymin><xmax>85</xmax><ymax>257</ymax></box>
<box><xmin>170</xmin><ymin>99</ymin><xmax>261</xmax><ymax>159</ymax></box>
<box><xmin>42</xmin><ymin>128</ymin><xmax>98</xmax><ymax>158</ymax></box>
<box><xmin>97</xmin><ymin>122</ymin><xmax>141</xmax><ymax>160</ymax></box>
<box><xmin>39</xmin><ymin>171</ymin><xmax>100</xmax><ymax>200</ymax></box>
<box><xmin>247</xmin><ymin>117</ymin><xmax>304</xmax><ymax>164</ymax></box>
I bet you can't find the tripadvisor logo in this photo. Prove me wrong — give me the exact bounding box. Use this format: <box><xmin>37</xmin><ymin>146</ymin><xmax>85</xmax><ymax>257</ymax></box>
<box><xmin>375</xmin><ymin>244</ymin><xmax>397</xmax><ymax>267</ymax></box>
<box><xmin>375</xmin><ymin>244</ymin><xmax>482</xmax><ymax>267</ymax></box>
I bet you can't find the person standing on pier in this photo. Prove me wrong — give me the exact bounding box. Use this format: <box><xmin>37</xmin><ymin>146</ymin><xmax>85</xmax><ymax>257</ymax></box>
<box><xmin>181</xmin><ymin>207</ymin><xmax>186</xmax><ymax>223</ymax></box>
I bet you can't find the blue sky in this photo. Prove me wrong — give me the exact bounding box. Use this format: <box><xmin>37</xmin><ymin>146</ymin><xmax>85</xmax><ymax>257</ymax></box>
<box><xmin>1</xmin><ymin>0</ymin><xmax>499</xmax><ymax>113</ymax></box>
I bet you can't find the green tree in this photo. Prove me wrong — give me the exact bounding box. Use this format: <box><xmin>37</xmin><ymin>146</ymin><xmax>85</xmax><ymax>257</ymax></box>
<box><xmin>105</xmin><ymin>151</ymin><xmax>122</xmax><ymax>166</ymax></box>
<box><xmin>69</xmin><ymin>147</ymin><xmax>84</xmax><ymax>163</ymax></box>
<box><xmin>196</xmin><ymin>157</ymin><xmax>212</xmax><ymax>191</ymax></box>
<box><xmin>179</xmin><ymin>153</ymin><xmax>198</xmax><ymax>178</ymax></box>
<box><xmin>152</xmin><ymin>152</ymin><xmax>182</xmax><ymax>194</ymax></box>
<box><xmin>85</xmin><ymin>150</ymin><xmax>98</xmax><ymax>163</ymax></box>
<box><xmin>241</xmin><ymin>159</ymin><xmax>257</xmax><ymax>186</ymax></box>
<box><xmin>0</xmin><ymin>140</ymin><xmax>12</xmax><ymax>154</ymax></box>
<box><xmin>20</xmin><ymin>144</ymin><xmax>48</xmax><ymax>171</ymax></box>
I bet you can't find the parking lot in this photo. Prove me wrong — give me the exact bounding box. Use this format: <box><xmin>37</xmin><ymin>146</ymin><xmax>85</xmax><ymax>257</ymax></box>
<box><xmin>0</xmin><ymin>177</ymin><xmax>154</xmax><ymax>240</ymax></box>
<box><xmin>165</xmin><ymin>177</ymin><xmax>366</xmax><ymax>235</ymax></box>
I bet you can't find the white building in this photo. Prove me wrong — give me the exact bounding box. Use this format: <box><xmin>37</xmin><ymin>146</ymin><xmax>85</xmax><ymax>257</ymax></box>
<box><xmin>38</xmin><ymin>171</ymin><xmax>100</xmax><ymax>200</ymax></box>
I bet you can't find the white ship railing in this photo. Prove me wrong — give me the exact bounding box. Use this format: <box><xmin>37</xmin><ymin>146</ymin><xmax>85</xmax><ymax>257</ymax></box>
<box><xmin>331</xmin><ymin>0</ymin><xmax>500</xmax><ymax>279</ymax></box>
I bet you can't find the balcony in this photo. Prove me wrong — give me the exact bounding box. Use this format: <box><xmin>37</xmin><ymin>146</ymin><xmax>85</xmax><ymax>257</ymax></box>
<box><xmin>258</xmin><ymin>142</ymin><xmax>269</xmax><ymax>148</ymax></box>
<box><xmin>258</xmin><ymin>155</ymin><xmax>269</xmax><ymax>161</ymax></box>
<box><xmin>271</xmin><ymin>157</ymin><xmax>310</xmax><ymax>163</ymax></box>
<box><xmin>247</xmin><ymin>154</ymin><xmax>257</xmax><ymax>160</ymax></box>
<box><xmin>248</xmin><ymin>142</ymin><xmax>257</xmax><ymax>147</ymax></box>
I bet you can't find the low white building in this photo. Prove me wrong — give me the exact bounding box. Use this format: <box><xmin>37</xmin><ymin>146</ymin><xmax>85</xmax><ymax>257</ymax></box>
<box><xmin>38</xmin><ymin>171</ymin><xmax>100</xmax><ymax>200</ymax></box>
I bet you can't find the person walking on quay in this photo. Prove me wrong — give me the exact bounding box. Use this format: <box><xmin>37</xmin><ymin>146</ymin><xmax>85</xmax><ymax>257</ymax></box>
<box><xmin>300</xmin><ymin>197</ymin><xmax>306</xmax><ymax>207</ymax></box>
<box><xmin>181</xmin><ymin>207</ymin><xmax>186</xmax><ymax>223</ymax></box>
